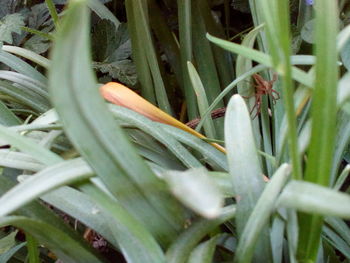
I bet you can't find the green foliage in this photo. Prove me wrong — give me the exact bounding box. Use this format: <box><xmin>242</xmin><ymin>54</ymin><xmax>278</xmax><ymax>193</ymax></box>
<box><xmin>0</xmin><ymin>14</ymin><xmax>24</xmax><ymax>44</ymax></box>
<box><xmin>0</xmin><ymin>0</ymin><xmax>349</xmax><ymax>262</ymax></box>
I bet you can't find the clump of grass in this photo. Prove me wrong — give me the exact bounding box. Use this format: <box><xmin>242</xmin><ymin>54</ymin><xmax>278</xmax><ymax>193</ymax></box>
<box><xmin>0</xmin><ymin>0</ymin><xmax>349</xmax><ymax>262</ymax></box>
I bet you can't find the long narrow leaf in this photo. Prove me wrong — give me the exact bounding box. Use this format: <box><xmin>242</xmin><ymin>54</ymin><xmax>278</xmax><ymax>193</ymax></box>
<box><xmin>48</xmin><ymin>0</ymin><xmax>184</xmax><ymax>245</ymax></box>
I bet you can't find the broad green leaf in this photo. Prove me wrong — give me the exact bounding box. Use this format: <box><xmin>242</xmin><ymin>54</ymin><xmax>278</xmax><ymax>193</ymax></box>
<box><xmin>0</xmin><ymin>13</ymin><xmax>24</xmax><ymax>44</ymax></box>
<box><xmin>162</xmin><ymin>167</ymin><xmax>224</xmax><ymax>218</ymax></box>
<box><xmin>277</xmin><ymin>180</ymin><xmax>350</xmax><ymax>219</ymax></box>
<box><xmin>48</xmin><ymin>0</ymin><xmax>184</xmax><ymax>245</ymax></box>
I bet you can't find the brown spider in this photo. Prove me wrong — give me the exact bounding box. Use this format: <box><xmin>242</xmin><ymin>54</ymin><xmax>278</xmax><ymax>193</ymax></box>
<box><xmin>246</xmin><ymin>73</ymin><xmax>280</xmax><ymax>119</ymax></box>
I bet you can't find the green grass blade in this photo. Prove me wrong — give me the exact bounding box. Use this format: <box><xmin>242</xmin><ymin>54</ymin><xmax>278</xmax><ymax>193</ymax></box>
<box><xmin>224</xmin><ymin>94</ymin><xmax>271</xmax><ymax>261</ymax></box>
<box><xmin>25</xmin><ymin>233</ymin><xmax>40</xmax><ymax>263</ymax></box>
<box><xmin>196</xmin><ymin>64</ymin><xmax>268</xmax><ymax>131</ymax></box>
<box><xmin>192</xmin><ymin>1</ymin><xmax>222</xmax><ymax>107</ymax></box>
<box><xmin>0</xmin><ymin>158</ymin><xmax>93</xmax><ymax>217</ymax></box>
<box><xmin>45</xmin><ymin>0</ymin><xmax>59</xmax><ymax>28</ymax></box>
<box><xmin>0</xmin><ymin>49</ymin><xmax>47</xmax><ymax>83</ymax></box>
<box><xmin>80</xmin><ymin>183</ymin><xmax>167</xmax><ymax>263</ymax></box>
<box><xmin>234</xmin><ymin>164</ymin><xmax>291</xmax><ymax>263</ymax></box>
<box><xmin>0</xmin><ymin>100</ymin><xmax>21</xmax><ymax>126</ymax></box>
<box><xmin>197</xmin><ymin>0</ymin><xmax>234</xmax><ymax>87</ymax></box>
<box><xmin>40</xmin><ymin>186</ymin><xmax>120</xmax><ymax>249</ymax></box>
<box><xmin>166</xmin><ymin>205</ymin><xmax>236</xmax><ymax>263</ymax></box>
<box><xmin>0</xmin><ymin>81</ymin><xmax>49</xmax><ymax>113</ymax></box>
<box><xmin>177</xmin><ymin>0</ymin><xmax>198</xmax><ymax>119</ymax></box>
<box><xmin>206</xmin><ymin>33</ymin><xmax>313</xmax><ymax>88</ymax></box>
<box><xmin>131</xmin><ymin>0</ymin><xmax>172</xmax><ymax>114</ymax></box>
<box><xmin>187</xmin><ymin>62</ymin><xmax>216</xmax><ymax>138</ymax></box>
<box><xmin>258</xmin><ymin>0</ymin><xmax>302</xmax><ymax>181</ymax></box>
<box><xmin>87</xmin><ymin>0</ymin><xmax>120</xmax><ymax>29</ymax></box>
<box><xmin>0</xmin><ymin>124</ymin><xmax>62</xmax><ymax>165</ymax></box>
<box><xmin>298</xmin><ymin>0</ymin><xmax>339</xmax><ymax>260</ymax></box>
<box><xmin>108</xmin><ymin>104</ymin><xmax>202</xmax><ymax>168</ymax></box>
<box><xmin>158</xmin><ymin>123</ymin><xmax>228</xmax><ymax>171</ymax></box>
<box><xmin>125</xmin><ymin>0</ymin><xmax>155</xmax><ymax>103</ymax></box>
<box><xmin>277</xmin><ymin>180</ymin><xmax>350</xmax><ymax>219</ymax></box>
<box><xmin>162</xmin><ymin>167</ymin><xmax>224</xmax><ymax>218</ymax></box>
<box><xmin>48</xmin><ymin>0</ymin><xmax>184</xmax><ymax>244</ymax></box>
<box><xmin>149</xmin><ymin>0</ymin><xmax>182</xmax><ymax>86</ymax></box>
<box><xmin>2</xmin><ymin>45</ymin><xmax>50</xmax><ymax>69</ymax></box>
<box><xmin>0</xmin><ymin>216</ymin><xmax>104</xmax><ymax>263</ymax></box>
<box><xmin>0</xmin><ymin>149</ymin><xmax>45</xmax><ymax>171</ymax></box>
<box><xmin>188</xmin><ymin>235</ymin><xmax>220</xmax><ymax>263</ymax></box>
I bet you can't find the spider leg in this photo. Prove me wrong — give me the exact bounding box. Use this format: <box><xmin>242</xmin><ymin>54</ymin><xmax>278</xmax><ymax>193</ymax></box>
<box><xmin>271</xmin><ymin>73</ymin><xmax>278</xmax><ymax>83</ymax></box>
<box><xmin>271</xmin><ymin>89</ymin><xmax>280</xmax><ymax>100</ymax></box>
<box><xmin>251</xmin><ymin>95</ymin><xmax>262</xmax><ymax>119</ymax></box>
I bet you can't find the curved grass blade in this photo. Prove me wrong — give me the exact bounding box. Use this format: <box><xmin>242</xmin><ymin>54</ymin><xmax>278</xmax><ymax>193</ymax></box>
<box><xmin>206</xmin><ymin>33</ymin><xmax>313</xmax><ymax>88</ymax></box>
<box><xmin>128</xmin><ymin>0</ymin><xmax>172</xmax><ymax>114</ymax></box>
<box><xmin>80</xmin><ymin>183</ymin><xmax>166</xmax><ymax>263</ymax></box>
<box><xmin>188</xmin><ymin>235</ymin><xmax>220</xmax><ymax>263</ymax></box>
<box><xmin>0</xmin><ymin>49</ymin><xmax>47</xmax><ymax>83</ymax></box>
<box><xmin>162</xmin><ymin>167</ymin><xmax>224</xmax><ymax>219</ymax></box>
<box><xmin>48</xmin><ymin>0</ymin><xmax>184</xmax><ymax>244</ymax></box>
<box><xmin>277</xmin><ymin>180</ymin><xmax>350</xmax><ymax>219</ymax></box>
<box><xmin>87</xmin><ymin>0</ymin><xmax>120</xmax><ymax>29</ymax></box>
<box><xmin>0</xmin><ymin>124</ymin><xmax>62</xmax><ymax>165</ymax></box>
<box><xmin>177</xmin><ymin>0</ymin><xmax>198</xmax><ymax>119</ymax></box>
<box><xmin>0</xmin><ymin>100</ymin><xmax>21</xmax><ymax>126</ymax></box>
<box><xmin>25</xmin><ymin>232</ymin><xmax>40</xmax><ymax>263</ymax></box>
<box><xmin>2</xmin><ymin>45</ymin><xmax>50</xmax><ymax>69</ymax></box>
<box><xmin>0</xmin><ymin>158</ymin><xmax>93</xmax><ymax>217</ymax></box>
<box><xmin>166</xmin><ymin>205</ymin><xmax>236</xmax><ymax>263</ymax></box>
<box><xmin>0</xmin><ymin>242</ymin><xmax>26</xmax><ymax>262</ymax></box>
<box><xmin>234</xmin><ymin>164</ymin><xmax>291</xmax><ymax>263</ymax></box>
<box><xmin>298</xmin><ymin>0</ymin><xmax>339</xmax><ymax>260</ymax></box>
<box><xmin>187</xmin><ymin>62</ymin><xmax>216</xmax><ymax>138</ymax></box>
<box><xmin>108</xmin><ymin>104</ymin><xmax>202</xmax><ymax>168</ymax></box>
<box><xmin>0</xmin><ymin>81</ymin><xmax>49</xmax><ymax>113</ymax></box>
<box><xmin>124</xmin><ymin>0</ymin><xmax>155</xmax><ymax>104</ymax></box>
<box><xmin>158</xmin><ymin>124</ymin><xmax>228</xmax><ymax>171</ymax></box>
<box><xmin>0</xmin><ymin>216</ymin><xmax>104</xmax><ymax>263</ymax></box>
<box><xmin>40</xmin><ymin>186</ymin><xmax>119</xmax><ymax>249</ymax></box>
<box><xmin>101</xmin><ymin>82</ymin><xmax>225</xmax><ymax>153</ymax></box>
<box><xmin>0</xmin><ymin>149</ymin><xmax>45</xmax><ymax>171</ymax></box>
<box><xmin>224</xmin><ymin>94</ymin><xmax>271</xmax><ymax>262</ymax></box>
